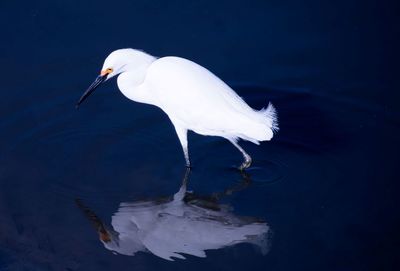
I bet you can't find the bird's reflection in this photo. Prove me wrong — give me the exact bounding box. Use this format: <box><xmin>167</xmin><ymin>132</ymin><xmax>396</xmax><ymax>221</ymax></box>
<box><xmin>76</xmin><ymin>170</ymin><xmax>270</xmax><ymax>261</ymax></box>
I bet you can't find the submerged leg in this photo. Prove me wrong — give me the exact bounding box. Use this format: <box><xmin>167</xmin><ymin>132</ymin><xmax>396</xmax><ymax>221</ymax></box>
<box><xmin>174</xmin><ymin>124</ymin><xmax>191</xmax><ymax>168</ymax></box>
<box><xmin>228</xmin><ymin>139</ymin><xmax>252</xmax><ymax>170</ymax></box>
<box><xmin>173</xmin><ymin>167</ymin><xmax>191</xmax><ymax>201</ymax></box>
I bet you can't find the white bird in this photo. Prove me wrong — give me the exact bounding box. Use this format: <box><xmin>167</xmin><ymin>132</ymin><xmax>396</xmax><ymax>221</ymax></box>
<box><xmin>76</xmin><ymin>49</ymin><xmax>278</xmax><ymax>170</ymax></box>
<box><xmin>76</xmin><ymin>170</ymin><xmax>269</xmax><ymax>261</ymax></box>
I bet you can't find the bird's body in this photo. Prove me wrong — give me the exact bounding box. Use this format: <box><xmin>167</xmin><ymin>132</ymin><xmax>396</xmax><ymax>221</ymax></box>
<box><xmin>77</xmin><ymin>49</ymin><xmax>278</xmax><ymax>169</ymax></box>
<box><xmin>77</xmin><ymin>170</ymin><xmax>269</xmax><ymax>260</ymax></box>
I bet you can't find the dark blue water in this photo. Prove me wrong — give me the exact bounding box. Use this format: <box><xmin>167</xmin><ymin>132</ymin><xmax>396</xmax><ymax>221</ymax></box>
<box><xmin>1</xmin><ymin>1</ymin><xmax>399</xmax><ymax>270</ymax></box>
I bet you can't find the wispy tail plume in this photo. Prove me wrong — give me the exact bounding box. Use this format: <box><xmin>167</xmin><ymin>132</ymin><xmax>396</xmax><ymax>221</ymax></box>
<box><xmin>260</xmin><ymin>102</ymin><xmax>279</xmax><ymax>133</ymax></box>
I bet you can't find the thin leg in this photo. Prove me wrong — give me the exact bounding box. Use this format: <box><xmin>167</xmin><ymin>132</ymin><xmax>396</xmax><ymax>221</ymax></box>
<box><xmin>228</xmin><ymin>139</ymin><xmax>252</xmax><ymax>170</ymax></box>
<box><xmin>173</xmin><ymin>167</ymin><xmax>191</xmax><ymax>201</ymax></box>
<box><xmin>214</xmin><ymin>170</ymin><xmax>252</xmax><ymax>199</ymax></box>
<box><xmin>174</xmin><ymin>124</ymin><xmax>191</xmax><ymax>167</ymax></box>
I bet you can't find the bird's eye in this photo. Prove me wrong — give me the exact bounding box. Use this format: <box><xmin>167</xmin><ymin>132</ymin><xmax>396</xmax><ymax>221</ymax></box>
<box><xmin>107</xmin><ymin>68</ymin><xmax>113</xmax><ymax>73</ymax></box>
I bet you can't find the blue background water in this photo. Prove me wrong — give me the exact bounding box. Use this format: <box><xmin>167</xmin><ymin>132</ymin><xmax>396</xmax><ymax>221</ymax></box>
<box><xmin>0</xmin><ymin>0</ymin><xmax>399</xmax><ymax>270</ymax></box>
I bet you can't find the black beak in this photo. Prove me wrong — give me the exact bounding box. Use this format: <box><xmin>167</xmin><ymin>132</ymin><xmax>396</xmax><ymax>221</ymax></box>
<box><xmin>76</xmin><ymin>74</ymin><xmax>107</xmax><ymax>108</ymax></box>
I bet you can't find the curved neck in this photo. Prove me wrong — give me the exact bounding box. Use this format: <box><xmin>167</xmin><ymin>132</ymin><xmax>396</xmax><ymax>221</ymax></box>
<box><xmin>116</xmin><ymin>53</ymin><xmax>157</xmax><ymax>106</ymax></box>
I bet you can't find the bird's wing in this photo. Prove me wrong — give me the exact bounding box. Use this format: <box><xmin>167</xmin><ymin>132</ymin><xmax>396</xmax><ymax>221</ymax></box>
<box><xmin>144</xmin><ymin>57</ymin><xmax>259</xmax><ymax>136</ymax></box>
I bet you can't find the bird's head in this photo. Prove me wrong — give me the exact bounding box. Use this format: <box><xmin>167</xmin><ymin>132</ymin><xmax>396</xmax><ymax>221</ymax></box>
<box><xmin>100</xmin><ymin>49</ymin><xmax>136</xmax><ymax>80</ymax></box>
<box><xmin>76</xmin><ymin>49</ymin><xmax>151</xmax><ymax>108</ymax></box>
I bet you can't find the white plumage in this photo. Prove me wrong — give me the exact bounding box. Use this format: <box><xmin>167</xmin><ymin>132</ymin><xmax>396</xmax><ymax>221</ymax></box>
<box><xmin>78</xmin><ymin>172</ymin><xmax>269</xmax><ymax>261</ymax></box>
<box><xmin>77</xmin><ymin>49</ymin><xmax>278</xmax><ymax>169</ymax></box>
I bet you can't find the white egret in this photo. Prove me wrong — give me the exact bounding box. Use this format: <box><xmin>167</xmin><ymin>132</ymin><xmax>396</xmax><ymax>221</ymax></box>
<box><xmin>76</xmin><ymin>49</ymin><xmax>278</xmax><ymax>169</ymax></box>
<box><xmin>76</xmin><ymin>170</ymin><xmax>269</xmax><ymax>260</ymax></box>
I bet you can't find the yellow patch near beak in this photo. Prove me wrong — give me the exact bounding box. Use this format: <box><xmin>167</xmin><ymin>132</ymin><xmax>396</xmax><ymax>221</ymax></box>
<box><xmin>100</xmin><ymin>68</ymin><xmax>113</xmax><ymax>76</ymax></box>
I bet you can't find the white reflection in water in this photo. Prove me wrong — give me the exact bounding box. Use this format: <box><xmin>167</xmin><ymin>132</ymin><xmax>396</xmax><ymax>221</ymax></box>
<box><xmin>77</xmin><ymin>170</ymin><xmax>270</xmax><ymax>261</ymax></box>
